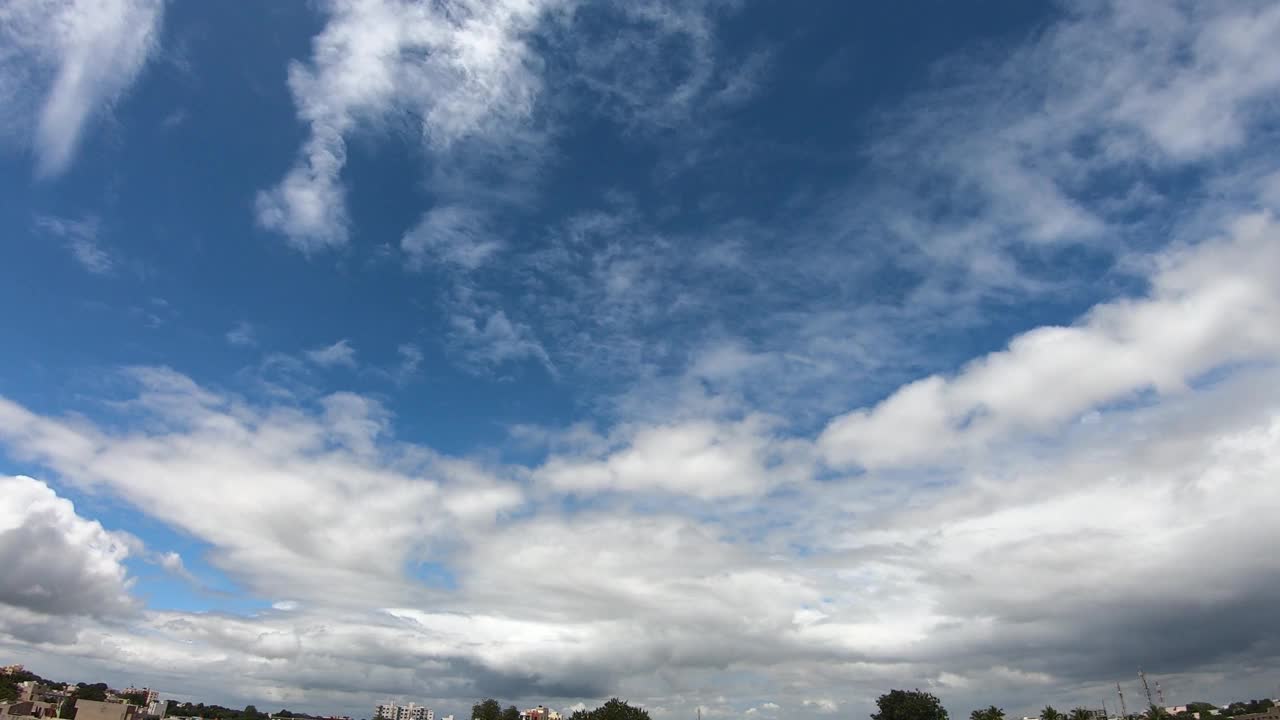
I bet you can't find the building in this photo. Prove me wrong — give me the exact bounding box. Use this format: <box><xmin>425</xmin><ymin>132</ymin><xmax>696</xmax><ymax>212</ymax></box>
<box><xmin>75</xmin><ymin>701</ymin><xmax>141</xmax><ymax>720</ymax></box>
<box><xmin>123</xmin><ymin>689</ymin><xmax>160</xmax><ymax>708</ymax></box>
<box><xmin>375</xmin><ymin>704</ymin><xmax>432</xmax><ymax>720</ymax></box>
<box><xmin>521</xmin><ymin>707</ymin><xmax>560</xmax><ymax>720</ymax></box>
<box><xmin>1236</xmin><ymin>709</ymin><xmax>1280</xmax><ymax>720</ymax></box>
<box><xmin>0</xmin><ymin>701</ymin><xmax>57</xmax><ymax>719</ymax></box>
<box><xmin>0</xmin><ymin>666</ymin><xmax>24</xmax><ymax>676</ymax></box>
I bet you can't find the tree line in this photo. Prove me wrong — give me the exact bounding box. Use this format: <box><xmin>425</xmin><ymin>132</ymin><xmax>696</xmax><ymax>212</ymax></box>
<box><xmin>873</xmin><ymin>689</ymin><xmax>1277</xmax><ymax>720</ymax></box>
<box><xmin>471</xmin><ymin>698</ymin><xmax>649</xmax><ymax>720</ymax></box>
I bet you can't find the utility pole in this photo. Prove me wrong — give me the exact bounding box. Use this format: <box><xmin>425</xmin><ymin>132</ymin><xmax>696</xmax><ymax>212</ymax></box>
<box><xmin>1118</xmin><ymin>683</ymin><xmax>1129</xmax><ymax>719</ymax></box>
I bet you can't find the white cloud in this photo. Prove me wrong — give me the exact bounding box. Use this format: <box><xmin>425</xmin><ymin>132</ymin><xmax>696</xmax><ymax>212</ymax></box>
<box><xmin>402</xmin><ymin>205</ymin><xmax>502</xmax><ymax>270</ymax></box>
<box><xmin>393</xmin><ymin>342</ymin><xmax>423</xmax><ymax>383</ymax></box>
<box><xmin>0</xmin><ymin>475</ymin><xmax>137</xmax><ymax>619</ymax></box>
<box><xmin>0</xmin><ymin>372</ymin><xmax>521</xmax><ymax>608</ymax></box>
<box><xmin>226</xmin><ymin>321</ymin><xmax>256</xmax><ymax>347</ymax></box>
<box><xmin>306</xmin><ymin>338</ymin><xmax>358</xmax><ymax>368</ymax></box>
<box><xmin>537</xmin><ymin>415</ymin><xmax>812</xmax><ymax>499</ymax></box>
<box><xmin>801</xmin><ymin>700</ymin><xmax>837</xmax><ymax>714</ymax></box>
<box><xmin>0</xmin><ymin>0</ymin><xmax>165</xmax><ymax>176</ymax></box>
<box><xmin>257</xmin><ymin>0</ymin><xmax>560</xmax><ymax>252</ymax></box>
<box><xmin>450</xmin><ymin>307</ymin><xmax>554</xmax><ymax>375</ymax></box>
<box><xmin>34</xmin><ymin>215</ymin><xmax>113</xmax><ymax>274</ymax></box>
<box><xmin>821</xmin><ymin>211</ymin><xmax>1280</xmax><ymax>469</ymax></box>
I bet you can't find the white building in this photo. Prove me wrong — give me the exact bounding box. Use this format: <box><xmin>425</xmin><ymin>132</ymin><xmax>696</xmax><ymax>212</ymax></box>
<box><xmin>375</xmin><ymin>704</ymin><xmax>432</xmax><ymax>720</ymax></box>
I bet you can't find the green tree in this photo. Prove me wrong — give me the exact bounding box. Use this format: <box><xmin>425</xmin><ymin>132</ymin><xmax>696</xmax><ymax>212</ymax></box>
<box><xmin>246</xmin><ymin>706</ymin><xmax>262</xmax><ymax>719</ymax></box>
<box><xmin>1041</xmin><ymin>707</ymin><xmax>1064</xmax><ymax>720</ymax></box>
<box><xmin>1146</xmin><ymin>706</ymin><xmax>1168</xmax><ymax>720</ymax></box>
<box><xmin>78</xmin><ymin>684</ymin><xmax>109</xmax><ymax>702</ymax></box>
<box><xmin>872</xmin><ymin>690</ymin><xmax>949</xmax><ymax>720</ymax></box>
<box><xmin>577</xmin><ymin>699</ymin><xmax>650</xmax><ymax>720</ymax></box>
<box><xmin>501</xmin><ymin>707</ymin><xmax>520</xmax><ymax>720</ymax></box>
<box><xmin>473</xmin><ymin>700</ymin><xmax>502</xmax><ymax>720</ymax></box>
<box><xmin>1069</xmin><ymin>708</ymin><xmax>1094</xmax><ymax>720</ymax></box>
<box><xmin>971</xmin><ymin>707</ymin><xmax>1005</xmax><ymax>720</ymax></box>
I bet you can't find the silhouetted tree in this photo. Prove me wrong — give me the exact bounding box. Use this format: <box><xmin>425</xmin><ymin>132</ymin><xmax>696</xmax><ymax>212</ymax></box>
<box><xmin>872</xmin><ymin>690</ymin><xmax>949</xmax><ymax>720</ymax></box>
<box><xmin>1070</xmin><ymin>708</ymin><xmax>1094</xmax><ymax>720</ymax></box>
<box><xmin>573</xmin><ymin>699</ymin><xmax>649</xmax><ymax>720</ymax></box>
<box><xmin>971</xmin><ymin>707</ymin><xmax>1005</xmax><ymax>720</ymax></box>
<box><xmin>473</xmin><ymin>700</ymin><xmax>502</xmax><ymax>720</ymax></box>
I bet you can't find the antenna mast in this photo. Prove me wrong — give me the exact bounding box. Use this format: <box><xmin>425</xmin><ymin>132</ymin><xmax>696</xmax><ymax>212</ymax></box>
<box><xmin>1156</xmin><ymin>681</ymin><xmax>1165</xmax><ymax>707</ymax></box>
<box><xmin>1139</xmin><ymin>670</ymin><xmax>1155</xmax><ymax>709</ymax></box>
<box><xmin>1118</xmin><ymin>683</ymin><xmax>1129</xmax><ymax>718</ymax></box>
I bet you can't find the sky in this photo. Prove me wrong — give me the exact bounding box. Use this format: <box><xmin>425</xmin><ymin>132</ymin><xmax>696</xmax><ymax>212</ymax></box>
<box><xmin>2</xmin><ymin>0</ymin><xmax>1280</xmax><ymax>718</ymax></box>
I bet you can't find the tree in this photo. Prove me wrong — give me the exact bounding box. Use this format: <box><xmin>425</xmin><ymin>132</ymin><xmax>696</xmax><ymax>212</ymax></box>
<box><xmin>872</xmin><ymin>690</ymin><xmax>949</xmax><ymax>720</ymax></box>
<box><xmin>122</xmin><ymin>693</ymin><xmax>149</xmax><ymax>707</ymax></box>
<box><xmin>473</xmin><ymin>700</ymin><xmax>502</xmax><ymax>720</ymax></box>
<box><xmin>245</xmin><ymin>706</ymin><xmax>262</xmax><ymax>720</ymax></box>
<box><xmin>574</xmin><ymin>699</ymin><xmax>650</xmax><ymax>720</ymax></box>
<box><xmin>78</xmin><ymin>684</ymin><xmax>109</xmax><ymax>702</ymax></box>
<box><xmin>1070</xmin><ymin>708</ymin><xmax>1094</xmax><ymax>720</ymax></box>
<box><xmin>971</xmin><ymin>707</ymin><xmax>1005</xmax><ymax>720</ymax></box>
<box><xmin>1146</xmin><ymin>706</ymin><xmax>1168</xmax><ymax>720</ymax></box>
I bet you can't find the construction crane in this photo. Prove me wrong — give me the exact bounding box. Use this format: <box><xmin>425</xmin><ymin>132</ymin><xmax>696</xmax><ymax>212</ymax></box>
<box><xmin>1140</xmin><ymin>670</ymin><xmax>1155</xmax><ymax>709</ymax></box>
<box><xmin>1156</xmin><ymin>681</ymin><xmax>1165</xmax><ymax>707</ymax></box>
<box><xmin>1118</xmin><ymin>682</ymin><xmax>1129</xmax><ymax>718</ymax></box>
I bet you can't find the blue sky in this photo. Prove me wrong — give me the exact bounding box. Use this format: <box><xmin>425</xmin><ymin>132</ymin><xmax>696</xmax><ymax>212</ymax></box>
<box><xmin>3</xmin><ymin>1</ymin><xmax>1280</xmax><ymax>719</ymax></box>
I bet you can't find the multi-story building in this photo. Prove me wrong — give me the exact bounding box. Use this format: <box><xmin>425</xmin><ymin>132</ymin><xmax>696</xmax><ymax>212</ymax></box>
<box><xmin>521</xmin><ymin>707</ymin><xmax>560</xmax><ymax>720</ymax></box>
<box><xmin>375</xmin><ymin>703</ymin><xmax>432</xmax><ymax>720</ymax></box>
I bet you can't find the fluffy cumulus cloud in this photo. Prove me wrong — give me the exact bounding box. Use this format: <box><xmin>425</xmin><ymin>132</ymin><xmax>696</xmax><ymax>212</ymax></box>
<box><xmin>820</xmin><ymin>212</ymin><xmax>1280</xmax><ymax>469</ymax></box>
<box><xmin>0</xmin><ymin>0</ymin><xmax>165</xmax><ymax>176</ymax></box>
<box><xmin>0</xmin><ymin>475</ymin><xmax>137</xmax><ymax>621</ymax></box>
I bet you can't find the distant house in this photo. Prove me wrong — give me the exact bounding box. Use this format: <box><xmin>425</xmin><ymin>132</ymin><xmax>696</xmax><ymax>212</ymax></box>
<box><xmin>1</xmin><ymin>701</ymin><xmax>58</xmax><ymax>720</ymax></box>
<box><xmin>75</xmin><ymin>700</ymin><xmax>142</xmax><ymax>720</ymax></box>
<box><xmin>1235</xmin><ymin>709</ymin><xmax>1280</xmax><ymax>720</ymax></box>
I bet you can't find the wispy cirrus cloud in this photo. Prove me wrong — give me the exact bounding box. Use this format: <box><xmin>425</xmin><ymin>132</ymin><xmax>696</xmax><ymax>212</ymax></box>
<box><xmin>34</xmin><ymin>215</ymin><xmax>113</xmax><ymax>274</ymax></box>
<box><xmin>225</xmin><ymin>321</ymin><xmax>256</xmax><ymax>347</ymax></box>
<box><xmin>0</xmin><ymin>0</ymin><xmax>165</xmax><ymax>177</ymax></box>
<box><xmin>305</xmin><ymin>338</ymin><xmax>358</xmax><ymax>369</ymax></box>
<box><xmin>257</xmin><ymin>0</ymin><xmax>562</xmax><ymax>253</ymax></box>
